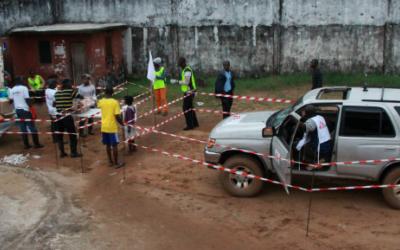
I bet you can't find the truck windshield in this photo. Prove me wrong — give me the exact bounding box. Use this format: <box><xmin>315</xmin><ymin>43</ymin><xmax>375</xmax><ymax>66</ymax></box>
<box><xmin>266</xmin><ymin>97</ymin><xmax>303</xmax><ymax>128</ymax></box>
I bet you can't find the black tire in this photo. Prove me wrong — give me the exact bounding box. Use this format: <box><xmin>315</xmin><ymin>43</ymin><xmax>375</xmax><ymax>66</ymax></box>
<box><xmin>382</xmin><ymin>167</ymin><xmax>400</xmax><ymax>209</ymax></box>
<box><xmin>219</xmin><ymin>155</ymin><xmax>264</xmax><ymax>197</ymax></box>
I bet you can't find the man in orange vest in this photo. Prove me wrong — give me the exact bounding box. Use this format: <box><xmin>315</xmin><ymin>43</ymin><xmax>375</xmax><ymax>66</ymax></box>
<box><xmin>153</xmin><ymin>57</ymin><xmax>168</xmax><ymax>116</ymax></box>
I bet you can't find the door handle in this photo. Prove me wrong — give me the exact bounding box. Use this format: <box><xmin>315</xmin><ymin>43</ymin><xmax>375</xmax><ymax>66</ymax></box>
<box><xmin>384</xmin><ymin>147</ymin><xmax>397</xmax><ymax>150</ymax></box>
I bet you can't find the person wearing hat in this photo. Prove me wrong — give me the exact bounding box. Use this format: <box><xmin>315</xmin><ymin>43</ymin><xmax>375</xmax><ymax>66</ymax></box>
<box><xmin>153</xmin><ymin>57</ymin><xmax>168</xmax><ymax>116</ymax></box>
<box><xmin>77</xmin><ymin>74</ymin><xmax>97</xmax><ymax>136</ymax></box>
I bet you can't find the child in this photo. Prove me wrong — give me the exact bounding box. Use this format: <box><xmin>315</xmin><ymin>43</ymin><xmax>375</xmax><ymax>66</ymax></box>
<box><xmin>122</xmin><ymin>95</ymin><xmax>137</xmax><ymax>152</ymax></box>
<box><xmin>97</xmin><ymin>87</ymin><xmax>124</xmax><ymax>168</ymax></box>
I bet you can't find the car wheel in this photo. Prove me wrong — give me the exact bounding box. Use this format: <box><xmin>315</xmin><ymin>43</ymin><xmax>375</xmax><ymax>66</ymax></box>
<box><xmin>219</xmin><ymin>155</ymin><xmax>264</xmax><ymax>197</ymax></box>
<box><xmin>382</xmin><ymin>167</ymin><xmax>400</xmax><ymax>209</ymax></box>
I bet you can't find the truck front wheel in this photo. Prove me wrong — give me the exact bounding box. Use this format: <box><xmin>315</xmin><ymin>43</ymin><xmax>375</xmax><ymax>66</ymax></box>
<box><xmin>219</xmin><ymin>155</ymin><xmax>264</xmax><ymax>197</ymax></box>
<box><xmin>382</xmin><ymin>167</ymin><xmax>400</xmax><ymax>209</ymax></box>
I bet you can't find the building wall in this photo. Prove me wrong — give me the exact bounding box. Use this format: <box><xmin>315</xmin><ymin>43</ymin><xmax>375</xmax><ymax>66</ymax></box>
<box><xmin>8</xmin><ymin>30</ymin><xmax>124</xmax><ymax>84</ymax></box>
<box><xmin>1</xmin><ymin>0</ymin><xmax>400</xmax><ymax>75</ymax></box>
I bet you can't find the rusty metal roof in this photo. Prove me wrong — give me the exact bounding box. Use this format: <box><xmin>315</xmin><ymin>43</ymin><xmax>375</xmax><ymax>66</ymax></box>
<box><xmin>9</xmin><ymin>23</ymin><xmax>127</xmax><ymax>34</ymax></box>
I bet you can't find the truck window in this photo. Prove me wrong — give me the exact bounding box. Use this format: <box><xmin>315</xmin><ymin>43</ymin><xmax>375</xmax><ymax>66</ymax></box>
<box><xmin>277</xmin><ymin>116</ymin><xmax>298</xmax><ymax>147</ymax></box>
<box><xmin>340</xmin><ymin>107</ymin><xmax>395</xmax><ymax>137</ymax></box>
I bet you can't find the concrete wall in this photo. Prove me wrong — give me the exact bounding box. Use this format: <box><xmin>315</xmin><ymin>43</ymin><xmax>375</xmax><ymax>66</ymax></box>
<box><xmin>1</xmin><ymin>0</ymin><xmax>400</xmax><ymax>75</ymax></box>
<box><xmin>0</xmin><ymin>0</ymin><xmax>54</xmax><ymax>35</ymax></box>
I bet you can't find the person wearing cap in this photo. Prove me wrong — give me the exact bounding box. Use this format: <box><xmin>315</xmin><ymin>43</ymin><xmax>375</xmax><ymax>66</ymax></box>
<box><xmin>171</xmin><ymin>57</ymin><xmax>199</xmax><ymax>130</ymax></box>
<box><xmin>153</xmin><ymin>57</ymin><xmax>168</xmax><ymax>116</ymax></box>
<box><xmin>310</xmin><ymin>59</ymin><xmax>323</xmax><ymax>89</ymax></box>
<box><xmin>77</xmin><ymin>74</ymin><xmax>97</xmax><ymax>136</ymax></box>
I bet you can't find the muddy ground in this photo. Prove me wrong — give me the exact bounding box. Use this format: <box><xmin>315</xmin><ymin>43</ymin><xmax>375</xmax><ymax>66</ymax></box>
<box><xmin>1</xmin><ymin>87</ymin><xmax>399</xmax><ymax>250</ymax></box>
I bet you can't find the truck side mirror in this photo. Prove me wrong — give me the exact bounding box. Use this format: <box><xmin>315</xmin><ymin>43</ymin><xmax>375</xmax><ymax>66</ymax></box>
<box><xmin>262</xmin><ymin>127</ymin><xmax>274</xmax><ymax>137</ymax></box>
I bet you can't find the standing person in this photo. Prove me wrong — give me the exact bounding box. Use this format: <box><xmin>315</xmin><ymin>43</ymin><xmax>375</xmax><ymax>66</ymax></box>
<box><xmin>296</xmin><ymin>105</ymin><xmax>332</xmax><ymax>165</ymax></box>
<box><xmin>215</xmin><ymin>60</ymin><xmax>235</xmax><ymax>119</ymax></box>
<box><xmin>310</xmin><ymin>59</ymin><xmax>323</xmax><ymax>89</ymax></box>
<box><xmin>27</xmin><ymin>70</ymin><xmax>45</xmax><ymax>102</ymax></box>
<box><xmin>122</xmin><ymin>95</ymin><xmax>137</xmax><ymax>152</ymax></box>
<box><xmin>54</xmin><ymin>79</ymin><xmax>81</xmax><ymax>158</ymax></box>
<box><xmin>97</xmin><ymin>87</ymin><xmax>125</xmax><ymax>168</ymax></box>
<box><xmin>8</xmin><ymin>76</ymin><xmax>43</xmax><ymax>149</ymax></box>
<box><xmin>77</xmin><ymin>74</ymin><xmax>97</xmax><ymax>136</ymax></box>
<box><xmin>153</xmin><ymin>57</ymin><xmax>168</xmax><ymax>116</ymax></box>
<box><xmin>45</xmin><ymin>78</ymin><xmax>58</xmax><ymax>143</ymax></box>
<box><xmin>173</xmin><ymin>57</ymin><xmax>199</xmax><ymax>131</ymax></box>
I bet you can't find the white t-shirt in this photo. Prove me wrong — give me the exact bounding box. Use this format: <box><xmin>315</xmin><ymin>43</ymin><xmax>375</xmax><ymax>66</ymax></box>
<box><xmin>45</xmin><ymin>88</ymin><xmax>57</xmax><ymax>116</ymax></box>
<box><xmin>9</xmin><ymin>85</ymin><xmax>30</xmax><ymax>111</ymax></box>
<box><xmin>78</xmin><ymin>84</ymin><xmax>97</xmax><ymax>100</ymax></box>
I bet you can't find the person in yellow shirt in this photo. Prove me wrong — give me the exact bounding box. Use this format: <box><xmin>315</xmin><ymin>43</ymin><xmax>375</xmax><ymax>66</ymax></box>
<box><xmin>97</xmin><ymin>87</ymin><xmax>125</xmax><ymax>168</ymax></box>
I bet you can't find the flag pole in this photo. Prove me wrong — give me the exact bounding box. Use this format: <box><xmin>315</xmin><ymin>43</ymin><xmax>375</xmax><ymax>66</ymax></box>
<box><xmin>151</xmin><ymin>81</ymin><xmax>156</xmax><ymax>127</ymax></box>
<box><xmin>146</xmin><ymin>51</ymin><xmax>157</xmax><ymax>127</ymax></box>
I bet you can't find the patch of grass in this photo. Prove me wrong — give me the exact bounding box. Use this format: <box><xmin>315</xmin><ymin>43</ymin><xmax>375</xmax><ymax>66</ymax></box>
<box><xmin>120</xmin><ymin>73</ymin><xmax>400</xmax><ymax>101</ymax></box>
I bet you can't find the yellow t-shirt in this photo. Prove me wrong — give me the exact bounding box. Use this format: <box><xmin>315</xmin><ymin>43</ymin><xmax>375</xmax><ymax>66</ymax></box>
<box><xmin>98</xmin><ymin>98</ymin><xmax>121</xmax><ymax>133</ymax></box>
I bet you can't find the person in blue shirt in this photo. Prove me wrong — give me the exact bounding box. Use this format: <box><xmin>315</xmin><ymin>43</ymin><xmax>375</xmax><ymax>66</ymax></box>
<box><xmin>214</xmin><ymin>60</ymin><xmax>235</xmax><ymax>119</ymax></box>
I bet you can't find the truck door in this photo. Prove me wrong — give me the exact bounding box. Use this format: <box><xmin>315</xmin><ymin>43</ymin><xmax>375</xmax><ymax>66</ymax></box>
<box><xmin>270</xmin><ymin>114</ymin><xmax>300</xmax><ymax>193</ymax></box>
<box><xmin>336</xmin><ymin>106</ymin><xmax>399</xmax><ymax>178</ymax></box>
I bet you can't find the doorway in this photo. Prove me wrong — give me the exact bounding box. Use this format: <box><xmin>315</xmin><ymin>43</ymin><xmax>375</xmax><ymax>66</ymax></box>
<box><xmin>70</xmin><ymin>43</ymin><xmax>87</xmax><ymax>86</ymax></box>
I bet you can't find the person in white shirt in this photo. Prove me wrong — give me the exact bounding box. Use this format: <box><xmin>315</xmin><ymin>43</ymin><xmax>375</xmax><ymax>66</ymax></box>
<box><xmin>45</xmin><ymin>79</ymin><xmax>58</xmax><ymax>143</ymax></box>
<box><xmin>9</xmin><ymin>76</ymin><xmax>43</xmax><ymax>149</ymax></box>
<box><xmin>77</xmin><ymin>74</ymin><xmax>97</xmax><ymax>136</ymax></box>
<box><xmin>296</xmin><ymin>105</ymin><xmax>332</xmax><ymax>165</ymax></box>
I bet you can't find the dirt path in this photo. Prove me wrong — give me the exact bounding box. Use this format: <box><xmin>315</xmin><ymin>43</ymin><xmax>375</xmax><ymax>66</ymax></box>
<box><xmin>1</xmin><ymin>90</ymin><xmax>399</xmax><ymax>249</ymax></box>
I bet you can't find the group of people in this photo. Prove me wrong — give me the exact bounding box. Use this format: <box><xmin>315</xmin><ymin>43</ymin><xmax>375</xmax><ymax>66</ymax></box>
<box><xmin>152</xmin><ymin>57</ymin><xmax>236</xmax><ymax>131</ymax></box>
<box><xmin>6</xmin><ymin>56</ymin><xmax>324</xmax><ymax>168</ymax></box>
<box><xmin>7</xmin><ymin>73</ymin><xmax>137</xmax><ymax>168</ymax></box>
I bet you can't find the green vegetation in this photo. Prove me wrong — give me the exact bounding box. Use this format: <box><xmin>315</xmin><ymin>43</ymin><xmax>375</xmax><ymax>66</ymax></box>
<box><xmin>121</xmin><ymin>73</ymin><xmax>400</xmax><ymax>99</ymax></box>
<box><xmin>111</xmin><ymin>73</ymin><xmax>400</xmax><ymax>114</ymax></box>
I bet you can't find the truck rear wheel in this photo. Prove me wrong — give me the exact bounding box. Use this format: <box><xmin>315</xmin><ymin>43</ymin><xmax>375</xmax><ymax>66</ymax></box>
<box><xmin>382</xmin><ymin>167</ymin><xmax>400</xmax><ymax>209</ymax></box>
<box><xmin>219</xmin><ymin>155</ymin><xmax>264</xmax><ymax>197</ymax></box>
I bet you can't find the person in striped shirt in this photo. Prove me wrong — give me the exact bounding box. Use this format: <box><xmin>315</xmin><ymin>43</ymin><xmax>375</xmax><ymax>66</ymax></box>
<box><xmin>54</xmin><ymin>79</ymin><xmax>81</xmax><ymax>158</ymax></box>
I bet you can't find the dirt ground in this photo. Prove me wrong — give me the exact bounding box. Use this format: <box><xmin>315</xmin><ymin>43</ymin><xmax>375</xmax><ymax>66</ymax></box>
<box><xmin>1</xmin><ymin>88</ymin><xmax>400</xmax><ymax>250</ymax></box>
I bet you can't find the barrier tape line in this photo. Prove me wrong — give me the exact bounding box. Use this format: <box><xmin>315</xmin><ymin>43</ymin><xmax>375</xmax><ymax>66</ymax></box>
<box><xmin>133</xmin><ymin>124</ymin><xmax>400</xmax><ymax>169</ymax></box>
<box><xmin>136</xmin><ymin>94</ymin><xmax>191</xmax><ymax>120</ymax></box>
<box><xmin>127</xmin><ymin>81</ymin><xmax>151</xmax><ymax>91</ymax></box>
<box><xmin>193</xmin><ymin>108</ymin><xmax>236</xmax><ymax>116</ymax></box>
<box><xmin>130</xmin><ymin>141</ymin><xmax>400</xmax><ymax>192</ymax></box>
<box><xmin>3</xmin><ymin>131</ymin><xmax>78</xmax><ymax>136</ymax></box>
<box><xmin>133</xmin><ymin>90</ymin><xmax>151</xmax><ymax>100</ymax></box>
<box><xmin>199</xmin><ymin>92</ymin><xmax>293</xmax><ymax>103</ymax></box>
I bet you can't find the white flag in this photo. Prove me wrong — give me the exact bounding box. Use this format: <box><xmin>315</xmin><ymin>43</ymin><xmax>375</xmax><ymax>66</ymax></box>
<box><xmin>146</xmin><ymin>51</ymin><xmax>156</xmax><ymax>83</ymax></box>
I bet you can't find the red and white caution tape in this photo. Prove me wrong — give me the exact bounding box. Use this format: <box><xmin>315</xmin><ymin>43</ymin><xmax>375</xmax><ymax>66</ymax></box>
<box><xmin>194</xmin><ymin>108</ymin><xmax>236</xmax><ymax>116</ymax></box>
<box><xmin>133</xmin><ymin>90</ymin><xmax>151</xmax><ymax>100</ymax></box>
<box><xmin>4</xmin><ymin>118</ymin><xmax>52</xmax><ymax>123</ymax></box>
<box><xmin>3</xmin><ymin>130</ymin><xmax>78</xmax><ymax>136</ymax></box>
<box><xmin>199</xmin><ymin>92</ymin><xmax>293</xmax><ymax>104</ymax></box>
<box><xmin>137</xmin><ymin>94</ymin><xmax>190</xmax><ymax>120</ymax></box>
<box><xmin>127</xmin><ymin>81</ymin><xmax>150</xmax><ymax>91</ymax></box>
<box><xmin>135</xmin><ymin>124</ymin><xmax>400</xmax><ymax>169</ymax></box>
<box><xmin>130</xmin><ymin>141</ymin><xmax>400</xmax><ymax>192</ymax></box>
